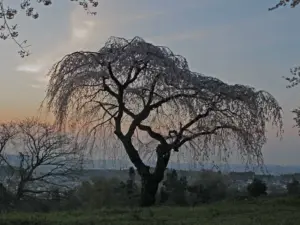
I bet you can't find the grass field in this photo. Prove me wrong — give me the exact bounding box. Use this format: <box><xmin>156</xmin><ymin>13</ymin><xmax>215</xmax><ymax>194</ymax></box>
<box><xmin>1</xmin><ymin>197</ymin><xmax>300</xmax><ymax>225</ymax></box>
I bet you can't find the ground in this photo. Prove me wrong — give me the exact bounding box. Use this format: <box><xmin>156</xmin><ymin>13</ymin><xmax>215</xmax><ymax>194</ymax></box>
<box><xmin>0</xmin><ymin>197</ymin><xmax>299</xmax><ymax>225</ymax></box>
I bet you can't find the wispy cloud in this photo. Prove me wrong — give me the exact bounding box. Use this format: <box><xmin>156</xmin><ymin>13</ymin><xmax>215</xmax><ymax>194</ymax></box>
<box><xmin>30</xmin><ymin>84</ymin><xmax>43</xmax><ymax>89</ymax></box>
<box><xmin>16</xmin><ymin>63</ymin><xmax>45</xmax><ymax>73</ymax></box>
<box><xmin>16</xmin><ymin>5</ymin><xmax>163</xmax><ymax>89</ymax></box>
<box><xmin>147</xmin><ymin>30</ymin><xmax>209</xmax><ymax>44</ymax></box>
<box><xmin>71</xmin><ymin>20</ymin><xmax>95</xmax><ymax>40</ymax></box>
<box><xmin>15</xmin><ymin>9</ymin><xmax>100</xmax><ymax>89</ymax></box>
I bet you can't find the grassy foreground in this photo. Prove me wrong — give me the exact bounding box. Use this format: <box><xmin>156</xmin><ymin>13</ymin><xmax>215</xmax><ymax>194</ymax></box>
<box><xmin>1</xmin><ymin>197</ymin><xmax>300</xmax><ymax>225</ymax></box>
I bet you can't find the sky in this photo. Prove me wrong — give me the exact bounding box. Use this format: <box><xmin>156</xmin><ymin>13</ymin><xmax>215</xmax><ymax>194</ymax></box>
<box><xmin>0</xmin><ymin>0</ymin><xmax>300</xmax><ymax>165</ymax></box>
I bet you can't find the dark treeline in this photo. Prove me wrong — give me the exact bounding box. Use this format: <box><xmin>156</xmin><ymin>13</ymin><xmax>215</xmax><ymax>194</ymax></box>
<box><xmin>1</xmin><ymin>167</ymin><xmax>300</xmax><ymax>212</ymax></box>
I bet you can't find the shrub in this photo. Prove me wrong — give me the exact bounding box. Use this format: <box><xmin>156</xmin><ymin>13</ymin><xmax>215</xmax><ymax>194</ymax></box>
<box><xmin>187</xmin><ymin>170</ymin><xmax>229</xmax><ymax>205</ymax></box>
<box><xmin>287</xmin><ymin>178</ymin><xmax>300</xmax><ymax>195</ymax></box>
<box><xmin>160</xmin><ymin>170</ymin><xmax>188</xmax><ymax>206</ymax></box>
<box><xmin>247</xmin><ymin>178</ymin><xmax>267</xmax><ymax>197</ymax></box>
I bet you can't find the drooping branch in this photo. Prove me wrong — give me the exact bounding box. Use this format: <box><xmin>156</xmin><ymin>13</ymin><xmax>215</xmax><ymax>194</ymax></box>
<box><xmin>178</xmin><ymin>125</ymin><xmax>238</xmax><ymax>147</ymax></box>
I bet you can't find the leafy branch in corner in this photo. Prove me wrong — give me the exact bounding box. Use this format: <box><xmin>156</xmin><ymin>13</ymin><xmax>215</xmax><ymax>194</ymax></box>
<box><xmin>0</xmin><ymin>0</ymin><xmax>99</xmax><ymax>57</ymax></box>
<box><xmin>269</xmin><ymin>0</ymin><xmax>300</xmax><ymax>10</ymax></box>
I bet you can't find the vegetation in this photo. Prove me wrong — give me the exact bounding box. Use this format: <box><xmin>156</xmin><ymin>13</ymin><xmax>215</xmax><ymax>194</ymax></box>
<box><xmin>1</xmin><ymin>197</ymin><xmax>300</xmax><ymax>225</ymax></box>
<box><xmin>1</xmin><ymin>166</ymin><xmax>300</xmax><ymax>211</ymax></box>
<box><xmin>247</xmin><ymin>178</ymin><xmax>267</xmax><ymax>197</ymax></box>
<box><xmin>0</xmin><ymin>117</ymin><xmax>83</xmax><ymax>208</ymax></box>
<box><xmin>269</xmin><ymin>0</ymin><xmax>300</xmax><ymax>10</ymax></box>
<box><xmin>287</xmin><ymin>178</ymin><xmax>300</xmax><ymax>195</ymax></box>
<box><xmin>0</xmin><ymin>1</ymin><xmax>298</xmax><ymax>224</ymax></box>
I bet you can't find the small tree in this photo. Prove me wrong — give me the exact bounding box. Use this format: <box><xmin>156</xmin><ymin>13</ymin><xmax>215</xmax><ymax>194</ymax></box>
<box><xmin>0</xmin><ymin>118</ymin><xmax>83</xmax><ymax>204</ymax></box>
<box><xmin>287</xmin><ymin>178</ymin><xmax>300</xmax><ymax>195</ymax></box>
<box><xmin>44</xmin><ymin>36</ymin><xmax>283</xmax><ymax>207</ymax></box>
<box><xmin>247</xmin><ymin>178</ymin><xmax>267</xmax><ymax>197</ymax></box>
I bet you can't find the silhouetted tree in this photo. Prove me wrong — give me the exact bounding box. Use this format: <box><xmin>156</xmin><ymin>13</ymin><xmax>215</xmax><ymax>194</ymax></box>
<box><xmin>0</xmin><ymin>117</ymin><xmax>83</xmax><ymax>205</ymax></box>
<box><xmin>247</xmin><ymin>178</ymin><xmax>267</xmax><ymax>197</ymax></box>
<box><xmin>0</xmin><ymin>0</ymin><xmax>98</xmax><ymax>57</ymax></box>
<box><xmin>43</xmin><ymin>36</ymin><xmax>283</xmax><ymax>207</ymax></box>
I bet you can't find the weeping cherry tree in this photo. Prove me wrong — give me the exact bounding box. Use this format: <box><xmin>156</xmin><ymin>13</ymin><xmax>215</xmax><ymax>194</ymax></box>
<box><xmin>43</xmin><ymin>36</ymin><xmax>283</xmax><ymax>206</ymax></box>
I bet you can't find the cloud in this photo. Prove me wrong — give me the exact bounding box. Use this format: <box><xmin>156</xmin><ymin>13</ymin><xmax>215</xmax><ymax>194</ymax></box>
<box><xmin>16</xmin><ymin>63</ymin><xmax>45</xmax><ymax>73</ymax></box>
<box><xmin>147</xmin><ymin>30</ymin><xmax>209</xmax><ymax>44</ymax></box>
<box><xmin>72</xmin><ymin>27</ymin><xmax>89</xmax><ymax>39</ymax></box>
<box><xmin>17</xmin><ymin>5</ymin><xmax>164</xmax><ymax>90</ymax></box>
<box><xmin>16</xmin><ymin>9</ymin><xmax>100</xmax><ymax>89</ymax></box>
<box><xmin>30</xmin><ymin>84</ymin><xmax>43</xmax><ymax>89</ymax></box>
<box><xmin>123</xmin><ymin>11</ymin><xmax>164</xmax><ymax>23</ymax></box>
<box><xmin>71</xmin><ymin>20</ymin><xmax>95</xmax><ymax>40</ymax></box>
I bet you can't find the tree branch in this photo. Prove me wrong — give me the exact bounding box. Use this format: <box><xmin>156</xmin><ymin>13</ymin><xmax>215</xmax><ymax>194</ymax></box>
<box><xmin>138</xmin><ymin>124</ymin><xmax>168</xmax><ymax>145</ymax></box>
<box><xmin>178</xmin><ymin>124</ymin><xmax>238</xmax><ymax>147</ymax></box>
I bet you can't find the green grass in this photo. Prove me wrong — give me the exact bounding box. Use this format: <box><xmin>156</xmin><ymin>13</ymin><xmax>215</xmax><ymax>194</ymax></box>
<box><xmin>1</xmin><ymin>197</ymin><xmax>300</xmax><ymax>225</ymax></box>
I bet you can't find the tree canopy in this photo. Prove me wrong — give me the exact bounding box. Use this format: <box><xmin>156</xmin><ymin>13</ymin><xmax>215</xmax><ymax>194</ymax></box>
<box><xmin>0</xmin><ymin>0</ymin><xmax>99</xmax><ymax>57</ymax></box>
<box><xmin>43</xmin><ymin>36</ymin><xmax>283</xmax><ymax>206</ymax></box>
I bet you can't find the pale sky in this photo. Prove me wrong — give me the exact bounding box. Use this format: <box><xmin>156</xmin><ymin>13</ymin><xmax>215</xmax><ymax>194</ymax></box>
<box><xmin>1</xmin><ymin>0</ymin><xmax>300</xmax><ymax>165</ymax></box>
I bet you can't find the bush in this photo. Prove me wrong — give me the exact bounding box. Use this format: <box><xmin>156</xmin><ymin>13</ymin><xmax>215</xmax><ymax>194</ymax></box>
<box><xmin>287</xmin><ymin>178</ymin><xmax>300</xmax><ymax>195</ymax></box>
<box><xmin>187</xmin><ymin>170</ymin><xmax>229</xmax><ymax>205</ymax></box>
<box><xmin>159</xmin><ymin>170</ymin><xmax>188</xmax><ymax>206</ymax></box>
<box><xmin>247</xmin><ymin>178</ymin><xmax>267</xmax><ymax>197</ymax></box>
<box><xmin>69</xmin><ymin>169</ymin><xmax>140</xmax><ymax>209</ymax></box>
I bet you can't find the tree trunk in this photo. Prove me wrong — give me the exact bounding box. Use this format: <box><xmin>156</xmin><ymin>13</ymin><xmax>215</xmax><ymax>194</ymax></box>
<box><xmin>118</xmin><ymin>136</ymin><xmax>171</xmax><ymax>207</ymax></box>
<box><xmin>140</xmin><ymin>175</ymin><xmax>159</xmax><ymax>207</ymax></box>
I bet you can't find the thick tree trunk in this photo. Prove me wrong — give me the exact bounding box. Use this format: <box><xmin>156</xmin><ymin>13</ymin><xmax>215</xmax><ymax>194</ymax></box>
<box><xmin>139</xmin><ymin>144</ymin><xmax>171</xmax><ymax>207</ymax></box>
<box><xmin>118</xmin><ymin>136</ymin><xmax>171</xmax><ymax>207</ymax></box>
<box><xmin>140</xmin><ymin>175</ymin><xmax>159</xmax><ymax>207</ymax></box>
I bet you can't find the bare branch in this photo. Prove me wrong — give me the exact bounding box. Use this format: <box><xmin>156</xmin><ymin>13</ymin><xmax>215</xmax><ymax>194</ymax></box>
<box><xmin>0</xmin><ymin>117</ymin><xmax>83</xmax><ymax>201</ymax></box>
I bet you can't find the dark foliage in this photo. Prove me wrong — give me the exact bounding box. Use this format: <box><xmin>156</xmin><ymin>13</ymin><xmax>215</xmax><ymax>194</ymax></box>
<box><xmin>269</xmin><ymin>0</ymin><xmax>300</xmax><ymax>10</ymax></box>
<box><xmin>287</xmin><ymin>178</ymin><xmax>300</xmax><ymax>195</ymax></box>
<box><xmin>159</xmin><ymin>170</ymin><xmax>188</xmax><ymax>206</ymax></box>
<box><xmin>247</xmin><ymin>178</ymin><xmax>267</xmax><ymax>197</ymax></box>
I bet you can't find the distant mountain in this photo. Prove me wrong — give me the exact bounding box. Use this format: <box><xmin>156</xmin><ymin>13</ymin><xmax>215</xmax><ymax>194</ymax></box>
<box><xmin>3</xmin><ymin>154</ymin><xmax>300</xmax><ymax>175</ymax></box>
<box><xmin>87</xmin><ymin>159</ymin><xmax>300</xmax><ymax>175</ymax></box>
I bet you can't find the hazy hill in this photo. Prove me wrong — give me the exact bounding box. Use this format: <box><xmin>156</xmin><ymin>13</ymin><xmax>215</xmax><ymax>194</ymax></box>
<box><xmin>2</xmin><ymin>154</ymin><xmax>300</xmax><ymax>175</ymax></box>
